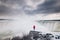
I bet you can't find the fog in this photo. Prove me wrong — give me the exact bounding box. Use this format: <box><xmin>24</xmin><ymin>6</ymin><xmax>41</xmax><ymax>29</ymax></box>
<box><xmin>0</xmin><ymin>14</ymin><xmax>50</xmax><ymax>39</ymax></box>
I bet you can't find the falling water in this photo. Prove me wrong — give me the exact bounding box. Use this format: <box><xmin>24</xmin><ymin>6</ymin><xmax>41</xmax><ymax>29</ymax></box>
<box><xmin>36</xmin><ymin>20</ymin><xmax>60</xmax><ymax>40</ymax></box>
<box><xmin>38</xmin><ymin>20</ymin><xmax>60</xmax><ymax>32</ymax></box>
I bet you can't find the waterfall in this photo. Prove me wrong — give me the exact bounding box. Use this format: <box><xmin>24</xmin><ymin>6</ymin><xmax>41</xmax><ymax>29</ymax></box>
<box><xmin>38</xmin><ymin>20</ymin><xmax>60</xmax><ymax>32</ymax></box>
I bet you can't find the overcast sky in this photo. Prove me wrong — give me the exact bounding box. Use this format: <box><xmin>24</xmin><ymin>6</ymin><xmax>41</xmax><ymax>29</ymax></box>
<box><xmin>0</xmin><ymin>0</ymin><xmax>60</xmax><ymax>19</ymax></box>
<box><xmin>0</xmin><ymin>0</ymin><xmax>60</xmax><ymax>15</ymax></box>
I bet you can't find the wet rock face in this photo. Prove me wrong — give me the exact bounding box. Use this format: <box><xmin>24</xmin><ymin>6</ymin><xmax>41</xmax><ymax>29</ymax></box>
<box><xmin>11</xmin><ymin>35</ymin><xmax>31</xmax><ymax>40</ymax></box>
<box><xmin>12</xmin><ymin>36</ymin><xmax>22</xmax><ymax>40</ymax></box>
<box><xmin>3</xmin><ymin>31</ymin><xmax>60</xmax><ymax>40</ymax></box>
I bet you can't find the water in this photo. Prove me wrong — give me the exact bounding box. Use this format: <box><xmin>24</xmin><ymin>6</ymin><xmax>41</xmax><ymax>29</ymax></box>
<box><xmin>38</xmin><ymin>20</ymin><xmax>60</xmax><ymax>32</ymax></box>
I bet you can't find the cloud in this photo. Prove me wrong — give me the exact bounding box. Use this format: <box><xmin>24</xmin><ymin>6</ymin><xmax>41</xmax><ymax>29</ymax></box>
<box><xmin>0</xmin><ymin>0</ymin><xmax>60</xmax><ymax>15</ymax></box>
<box><xmin>36</xmin><ymin>0</ymin><xmax>60</xmax><ymax>13</ymax></box>
<box><xmin>0</xmin><ymin>0</ymin><xmax>26</xmax><ymax>15</ymax></box>
<box><xmin>23</xmin><ymin>0</ymin><xmax>60</xmax><ymax>15</ymax></box>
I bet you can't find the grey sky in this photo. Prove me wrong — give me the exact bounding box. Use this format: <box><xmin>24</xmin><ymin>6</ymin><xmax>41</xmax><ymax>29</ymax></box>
<box><xmin>0</xmin><ymin>0</ymin><xmax>60</xmax><ymax>15</ymax></box>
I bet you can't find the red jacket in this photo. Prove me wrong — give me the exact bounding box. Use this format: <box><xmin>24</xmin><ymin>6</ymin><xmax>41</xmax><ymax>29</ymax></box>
<box><xmin>33</xmin><ymin>25</ymin><xmax>35</xmax><ymax>30</ymax></box>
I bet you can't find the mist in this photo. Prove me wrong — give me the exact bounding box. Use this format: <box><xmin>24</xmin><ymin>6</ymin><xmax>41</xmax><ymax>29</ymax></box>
<box><xmin>0</xmin><ymin>0</ymin><xmax>60</xmax><ymax>39</ymax></box>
